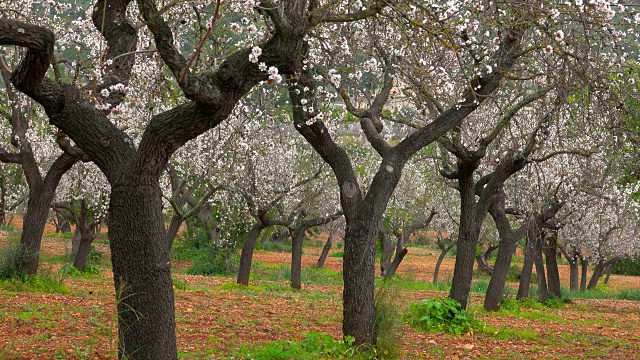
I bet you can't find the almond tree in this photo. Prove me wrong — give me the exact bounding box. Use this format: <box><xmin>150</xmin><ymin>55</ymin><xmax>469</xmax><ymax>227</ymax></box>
<box><xmin>0</xmin><ymin>55</ymin><xmax>80</xmax><ymax>274</ymax></box>
<box><xmin>0</xmin><ymin>0</ymin><xmax>385</xmax><ymax>357</ymax></box>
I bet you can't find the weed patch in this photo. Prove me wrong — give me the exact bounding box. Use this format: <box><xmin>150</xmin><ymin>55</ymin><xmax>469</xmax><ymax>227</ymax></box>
<box><xmin>404</xmin><ymin>296</ymin><xmax>485</xmax><ymax>335</ymax></box>
<box><xmin>232</xmin><ymin>332</ymin><xmax>376</xmax><ymax>359</ymax></box>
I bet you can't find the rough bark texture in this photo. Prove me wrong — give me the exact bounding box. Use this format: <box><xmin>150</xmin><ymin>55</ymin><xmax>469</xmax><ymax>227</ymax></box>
<box><xmin>342</xmin><ymin>216</ymin><xmax>378</xmax><ymax>344</ymax></box>
<box><xmin>534</xmin><ymin>235</ymin><xmax>548</xmax><ymax>302</ymax></box>
<box><xmin>109</xmin><ymin>178</ymin><xmax>176</xmax><ymax>359</ymax></box>
<box><xmin>20</xmin><ymin>154</ymin><xmax>78</xmax><ymax>274</ymax></box>
<box><xmin>580</xmin><ymin>256</ymin><xmax>588</xmax><ymax>292</ymax></box>
<box><xmin>484</xmin><ymin>188</ymin><xmax>522</xmax><ymax>311</ymax></box>
<box><xmin>0</xmin><ymin>0</ymin><xmax>314</xmax><ymax>356</ymax></box>
<box><xmin>587</xmin><ymin>258</ymin><xmax>619</xmax><ymax>290</ymax></box>
<box><xmin>449</xmin><ymin>167</ymin><xmax>481</xmax><ymax>309</ymax></box>
<box><xmin>316</xmin><ymin>233</ymin><xmax>333</xmax><ymax>268</ymax></box>
<box><xmin>518</xmin><ymin>237</ymin><xmax>535</xmax><ymax>299</ymax></box>
<box><xmin>433</xmin><ymin>235</ymin><xmax>456</xmax><ymax>284</ymax></box>
<box><xmin>543</xmin><ymin>232</ymin><xmax>561</xmax><ymax>298</ymax></box>
<box><xmin>290</xmin><ymin>227</ymin><xmax>305</xmax><ymax>289</ymax></box>
<box><xmin>237</xmin><ymin>222</ymin><xmax>264</xmax><ymax>286</ymax></box>
<box><xmin>379</xmin><ymin>232</ymin><xmax>394</xmax><ymax>276</ymax></box>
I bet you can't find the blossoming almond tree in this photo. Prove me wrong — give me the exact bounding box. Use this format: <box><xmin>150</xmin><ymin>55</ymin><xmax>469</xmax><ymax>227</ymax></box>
<box><xmin>0</xmin><ymin>0</ymin><xmax>387</xmax><ymax>357</ymax></box>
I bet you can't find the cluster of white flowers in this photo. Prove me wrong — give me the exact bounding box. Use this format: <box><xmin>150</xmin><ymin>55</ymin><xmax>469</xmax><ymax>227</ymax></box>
<box><xmin>249</xmin><ymin>46</ymin><xmax>262</xmax><ymax>63</ymax></box>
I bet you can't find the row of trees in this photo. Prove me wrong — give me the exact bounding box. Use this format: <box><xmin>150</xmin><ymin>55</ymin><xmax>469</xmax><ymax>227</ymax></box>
<box><xmin>1</xmin><ymin>0</ymin><xmax>639</xmax><ymax>358</ymax></box>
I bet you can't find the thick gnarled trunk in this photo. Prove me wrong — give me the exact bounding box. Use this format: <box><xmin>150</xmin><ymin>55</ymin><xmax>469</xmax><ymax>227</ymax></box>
<box><xmin>109</xmin><ymin>178</ymin><xmax>177</xmax><ymax>359</ymax></box>
<box><xmin>342</xmin><ymin>215</ymin><xmax>377</xmax><ymax>345</ymax></box>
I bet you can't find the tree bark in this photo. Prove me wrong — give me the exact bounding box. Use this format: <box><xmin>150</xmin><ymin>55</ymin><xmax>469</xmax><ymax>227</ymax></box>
<box><xmin>316</xmin><ymin>233</ymin><xmax>333</xmax><ymax>268</ymax></box>
<box><xmin>70</xmin><ymin>199</ymin><xmax>100</xmax><ymax>271</ymax></box>
<box><xmin>518</xmin><ymin>237</ymin><xmax>535</xmax><ymax>299</ymax></box>
<box><xmin>433</xmin><ymin>235</ymin><xmax>455</xmax><ymax>284</ymax></box>
<box><xmin>20</xmin><ymin>153</ymin><xmax>79</xmax><ymax>275</ymax></box>
<box><xmin>580</xmin><ymin>256</ymin><xmax>589</xmax><ymax>292</ymax></box>
<box><xmin>587</xmin><ymin>258</ymin><xmax>619</xmax><ymax>290</ymax></box>
<box><xmin>534</xmin><ymin>235</ymin><xmax>548</xmax><ymax>302</ymax></box>
<box><xmin>603</xmin><ymin>264</ymin><xmax>613</xmax><ymax>284</ymax></box>
<box><xmin>379</xmin><ymin>231</ymin><xmax>393</xmax><ymax>276</ymax></box>
<box><xmin>543</xmin><ymin>232</ymin><xmax>561</xmax><ymax>298</ymax></box>
<box><xmin>109</xmin><ymin>178</ymin><xmax>177</xmax><ymax>359</ymax></box>
<box><xmin>484</xmin><ymin>189</ymin><xmax>523</xmax><ymax>311</ymax></box>
<box><xmin>449</xmin><ymin>167</ymin><xmax>481</xmax><ymax>309</ymax></box>
<box><xmin>342</xmin><ymin>215</ymin><xmax>378</xmax><ymax>345</ymax></box>
<box><xmin>290</xmin><ymin>227</ymin><xmax>305</xmax><ymax>289</ymax></box>
<box><xmin>476</xmin><ymin>243</ymin><xmax>498</xmax><ymax>276</ymax></box>
<box><xmin>237</xmin><ymin>222</ymin><xmax>264</xmax><ymax>286</ymax></box>
<box><xmin>433</xmin><ymin>247</ymin><xmax>451</xmax><ymax>284</ymax></box>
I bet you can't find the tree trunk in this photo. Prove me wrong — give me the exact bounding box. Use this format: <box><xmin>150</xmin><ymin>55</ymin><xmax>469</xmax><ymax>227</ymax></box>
<box><xmin>449</xmin><ymin>169</ymin><xmax>480</xmax><ymax>309</ymax></box>
<box><xmin>72</xmin><ymin>199</ymin><xmax>98</xmax><ymax>272</ymax></box>
<box><xmin>476</xmin><ymin>249</ymin><xmax>494</xmax><ymax>275</ymax></box>
<box><xmin>543</xmin><ymin>233</ymin><xmax>561</xmax><ymax>298</ymax></box>
<box><xmin>108</xmin><ymin>178</ymin><xmax>177</xmax><ymax>359</ymax></box>
<box><xmin>433</xmin><ymin>249</ymin><xmax>448</xmax><ymax>284</ymax></box>
<box><xmin>316</xmin><ymin>233</ymin><xmax>333</xmax><ymax>268</ymax></box>
<box><xmin>379</xmin><ymin>232</ymin><xmax>393</xmax><ymax>276</ymax></box>
<box><xmin>165</xmin><ymin>212</ymin><xmax>183</xmax><ymax>250</ymax></box>
<box><xmin>587</xmin><ymin>262</ymin><xmax>604</xmax><ymax>290</ymax></box>
<box><xmin>20</xmin><ymin>186</ymin><xmax>56</xmax><ymax>275</ymax></box>
<box><xmin>569</xmin><ymin>258</ymin><xmax>579</xmax><ymax>291</ymax></box>
<box><xmin>237</xmin><ymin>222</ymin><xmax>264</xmax><ymax>286</ymax></box>
<box><xmin>290</xmin><ymin>227</ymin><xmax>304</xmax><ymax>289</ymax></box>
<box><xmin>383</xmin><ymin>247</ymin><xmax>407</xmax><ymax>278</ymax></box>
<box><xmin>580</xmin><ymin>256</ymin><xmax>588</xmax><ymax>292</ymax></box>
<box><xmin>71</xmin><ymin>227</ymin><xmax>81</xmax><ymax>256</ymax></box>
<box><xmin>534</xmin><ymin>238</ymin><xmax>548</xmax><ymax>302</ymax></box>
<box><xmin>517</xmin><ymin>237</ymin><xmax>535</xmax><ymax>299</ymax></box>
<box><xmin>603</xmin><ymin>264</ymin><xmax>613</xmax><ymax>284</ymax></box>
<box><xmin>72</xmin><ymin>227</ymin><xmax>93</xmax><ymax>271</ymax></box>
<box><xmin>484</xmin><ymin>236</ymin><xmax>517</xmax><ymax>311</ymax></box>
<box><xmin>342</xmin><ymin>216</ymin><xmax>377</xmax><ymax>345</ymax></box>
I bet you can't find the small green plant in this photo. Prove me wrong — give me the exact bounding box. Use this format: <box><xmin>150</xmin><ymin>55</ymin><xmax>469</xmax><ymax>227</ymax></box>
<box><xmin>404</xmin><ymin>296</ymin><xmax>484</xmax><ymax>335</ymax></box>
<box><xmin>471</xmin><ymin>279</ymin><xmax>489</xmax><ymax>294</ymax></box>
<box><xmin>498</xmin><ymin>297</ymin><xmax>567</xmax><ymax>313</ymax></box>
<box><xmin>614</xmin><ymin>288</ymin><xmax>640</xmax><ymax>301</ymax></box>
<box><xmin>172</xmin><ymin>278</ymin><xmax>187</xmax><ymax>290</ymax></box>
<box><xmin>59</xmin><ymin>263</ymin><xmax>101</xmax><ymax>277</ymax></box>
<box><xmin>331</xmin><ymin>251</ymin><xmax>344</xmax><ymax>258</ymax></box>
<box><xmin>260</xmin><ymin>239</ymin><xmax>291</xmax><ymax>253</ymax></box>
<box><xmin>232</xmin><ymin>332</ymin><xmax>375</xmax><ymax>359</ymax></box>
<box><xmin>188</xmin><ymin>247</ymin><xmax>237</xmax><ymax>276</ymax></box>
<box><xmin>374</xmin><ymin>280</ymin><xmax>403</xmax><ymax>359</ymax></box>
<box><xmin>0</xmin><ymin>241</ymin><xmax>26</xmax><ymax>280</ymax></box>
<box><xmin>0</xmin><ymin>273</ymin><xmax>69</xmax><ymax>294</ymax></box>
<box><xmin>506</xmin><ymin>264</ymin><xmax>521</xmax><ymax>281</ymax></box>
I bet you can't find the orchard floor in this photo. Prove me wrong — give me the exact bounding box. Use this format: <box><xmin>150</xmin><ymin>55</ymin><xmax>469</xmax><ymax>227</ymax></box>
<box><xmin>2</xmin><ymin>233</ymin><xmax>640</xmax><ymax>359</ymax></box>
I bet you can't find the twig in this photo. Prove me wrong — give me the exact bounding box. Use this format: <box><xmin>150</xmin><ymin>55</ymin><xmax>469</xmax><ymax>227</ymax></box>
<box><xmin>179</xmin><ymin>0</ymin><xmax>221</xmax><ymax>85</ymax></box>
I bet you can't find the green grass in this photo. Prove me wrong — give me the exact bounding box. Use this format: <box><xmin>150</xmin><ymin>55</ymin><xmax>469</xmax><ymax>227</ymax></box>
<box><xmin>231</xmin><ymin>332</ymin><xmax>377</xmax><ymax>360</ymax></box>
<box><xmin>484</xmin><ymin>326</ymin><xmax>540</xmax><ymax>341</ymax></box>
<box><xmin>0</xmin><ymin>273</ymin><xmax>68</xmax><ymax>294</ymax></box>
<box><xmin>375</xmin><ymin>275</ymin><xmax>449</xmax><ymax>292</ymax></box>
